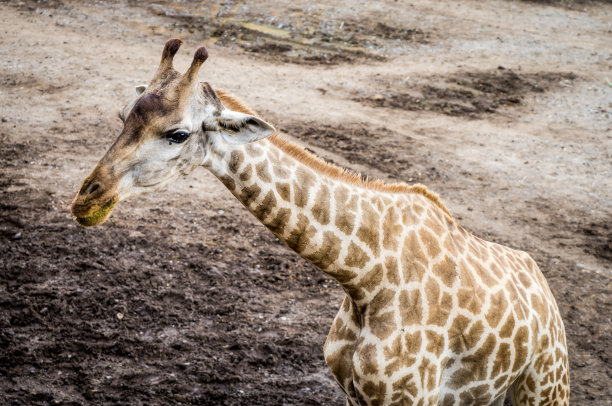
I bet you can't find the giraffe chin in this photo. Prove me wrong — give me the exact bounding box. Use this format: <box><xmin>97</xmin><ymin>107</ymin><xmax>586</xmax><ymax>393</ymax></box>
<box><xmin>73</xmin><ymin>197</ymin><xmax>118</xmax><ymax>227</ymax></box>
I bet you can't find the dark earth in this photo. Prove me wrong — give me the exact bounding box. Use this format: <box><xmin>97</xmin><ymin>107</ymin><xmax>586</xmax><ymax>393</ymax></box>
<box><xmin>1</xmin><ymin>0</ymin><xmax>611</xmax><ymax>405</ymax></box>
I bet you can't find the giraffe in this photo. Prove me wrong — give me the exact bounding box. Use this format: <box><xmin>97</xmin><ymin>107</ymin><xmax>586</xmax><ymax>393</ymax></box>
<box><xmin>71</xmin><ymin>39</ymin><xmax>569</xmax><ymax>405</ymax></box>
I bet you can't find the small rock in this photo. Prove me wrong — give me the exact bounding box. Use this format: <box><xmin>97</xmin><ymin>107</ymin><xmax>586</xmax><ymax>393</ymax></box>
<box><xmin>116</xmin><ymin>312</ymin><xmax>124</xmax><ymax>320</ymax></box>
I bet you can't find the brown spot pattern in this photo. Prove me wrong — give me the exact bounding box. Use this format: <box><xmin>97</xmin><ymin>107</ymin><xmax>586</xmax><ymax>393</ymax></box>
<box><xmin>469</xmin><ymin>256</ymin><xmax>497</xmax><ymax>287</ymax></box>
<box><xmin>360</xmin><ymin>264</ymin><xmax>384</xmax><ymax>292</ymax></box>
<box><xmin>383</xmin><ymin>332</ymin><xmax>421</xmax><ymax>376</ymax></box>
<box><xmin>449</xmin><ymin>316</ymin><xmax>484</xmax><ymax>353</ymax></box>
<box><xmin>358</xmin><ymin>344</ymin><xmax>379</xmax><ymax>375</ymax></box>
<box><xmin>335</xmin><ymin>269</ymin><xmax>358</xmax><ymax>286</ymax></box>
<box><xmin>513</xmin><ymin>325</ymin><xmax>529</xmax><ymax>372</ymax></box>
<box><xmin>334</xmin><ymin>185</ymin><xmax>351</xmax><ymax>206</ymax></box>
<box><xmin>255</xmin><ymin>160</ymin><xmax>271</xmax><ymax>183</ymax></box>
<box><xmin>336</xmin><ymin>211</ymin><xmax>356</xmax><ymax>235</ymax></box>
<box><xmin>272</xmin><ymin>162</ymin><xmax>290</xmax><ymax>179</ymax></box>
<box><xmin>384</xmin><ymin>256</ymin><xmax>400</xmax><ymax>285</ymax></box>
<box><xmin>486</xmin><ymin>290</ymin><xmax>508</xmax><ymax>328</ymax></box>
<box><xmin>425</xmin><ymin>330</ymin><xmax>445</xmax><ymax>357</ymax></box>
<box><xmin>345</xmin><ymin>242</ymin><xmax>370</xmax><ymax>268</ymax></box>
<box><xmin>328</xmin><ymin>317</ymin><xmax>358</xmax><ymax>343</ymax></box>
<box><xmin>432</xmin><ymin>255</ymin><xmax>456</xmax><ymax>288</ymax></box>
<box><xmin>219</xmin><ymin>174</ymin><xmax>235</xmax><ymax>191</ymax></box>
<box><xmin>424</xmin><ymin>216</ymin><xmax>444</xmax><ymax>238</ymax></box>
<box><xmin>440</xmin><ymin>394</ymin><xmax>455</xmax><ymax>406</ymax></box>
<box><xmin>357</xmin><ymin>200</ymin><xmax>381</xmax><ymax>256</ymax></box>
<box><xmin>451</xmin><ymin>334</ymin><xmax>496</xmax><ymax>388</ymax></box>
<box><xmin>368</xmin><ymin>288</ymin><xmax>395</xmax><ymax>317</ymax></box>
<box><xmin>499</xmin><ymin>316</ymin><xmax>515</xmax><ymax>339</ymax></box>
<box><xmin>457</xmin><ymin>263</ymin><xmax>485</xmax><ymax>314</ymax></box>
<box><xmin>399</xmin><ymin>289</ymin><xmax>423</xmax><ymax>326</ymax></box>
<box><xmin>413</xmin><ymin>203</ymin><xmax>425</xmax><ymax>216</ymax></box>
<box><xmin>401</xmin><ymin>233</ymin><xmax>427</xmax><ymax>282</ymax></box>
<box><xmin>252</xmin><ymin>190</ymin><xmax>276</xmax><ymax>220</ymax></box>
<box><xmin>442</xmin><ymin>234</ymin><xmax>459</xmax><ymax>257</ymax></box>
<box><xmin>228</xmin><ymin>150</ymin><xmax>243</xmax><ymax>173</ymax></box>
<box><xmin>530</xmin><ymin>293</ymin><xmax>548</xmax><ymax>326</ymax></box>
<box><xmin>358</xmin><ymin>380</ymin><xmax>387</xmax><ymax>406</ymax></box>
<box><xmin>275</xmin><ymin>182</ymin><xmax>291</xmax><ymax>202</ymax></box>
<box><xmin>336</xmin><ymin>212</ymin><xmax>355</xmax><ymax>235</ymax></box>
<box><xmin>419</xmin><ymin>228</ymin><xmax>441</xmax><ymax>258</ymax></box>
<box><xmin>265</xmin><ymin>207</ymin><xmax>291</xmax><ymax>237</ymax></box>
<box><xmin>312</xmin><ymin>184</ymin><xmax>331</xmax><ymax>225</ymax></box>
<box><xmin>367</xmin><ymin>288</ymin><xmax>396</xmax><ymax>340</ymax></box>
<box><xmin>490</xmin><ymin>261</ymin><xmax>503</xmax><ymax>279</ymax></box>
<box><xmin>391</xmin><ymin>374</ymin><xmax>418</xmax><ymax>404</ymax></box>
<box><xmin>417</xmin><ymin>358</ymin><xmax>437</xmax><ymax>391</ymax></box>
<box><xmin>382</xmin><ymin>207</ymin><xmax>402</xmax><ymax>250</ymax></box>
<box><xmin>306</xmin><ymin>231</ymin><xmax>342</xmax><ymax>270</ymax></box>
<box><xmin>286</xmin><ymin>214</ymin><xmax>316</xmax><ymax>254</ymax></box>
<box><xmin>334</xmin><ymin>186</ymin><xmax>357</xmax><ymax>235</ymax></box>
<box><xmin>245</xmin><ymin>143</ymin><xmax>263</xmax><ymax>157</ymax></box>
<box><xmin>401</xmin><ymin>207</ymin><xmax>421</xmax><ymax>225</ymax></box>
<box><xmin>293</xmin><ymin>166</ymin><xmax>316</xmax><ymax>208</ymax></box>
<box><xmin>239</xmin><ymin>164</ymin><xmax>252</xmax><ymax>181</ymax></box>
<box><xmin>517</xmin><ymin>271</ymin><xmax>532</xmax><ymax>288</ymax></box>
<box><xmin>494</xmin><ymin>374</ymin><xmax>508</xmax><ymax>389</ymax></box>
<box><xmin>458</xmin><ymin>384</ymin><xmax>491</xmax><ymax>405</ymax></box>
<box><xmin>239</xmin><ymin>184</ymin><xmax>261</xmax><ymax>207</ymax></box>
<box><xmin>325</xmin><ymin>343</ymin><xmax>355</xmax><ymax>391</ymax></box>
<box><xmin>424</xmin><ymin>278</ymin><xmax>452</xmax><ymax>326</ymax></box>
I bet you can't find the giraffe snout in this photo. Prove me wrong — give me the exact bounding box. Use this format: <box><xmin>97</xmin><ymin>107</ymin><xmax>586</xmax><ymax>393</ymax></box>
<box><xmin>71</xmin><ymin>173</ymin><xmax>119</xmax><ymax>227</ymax></box>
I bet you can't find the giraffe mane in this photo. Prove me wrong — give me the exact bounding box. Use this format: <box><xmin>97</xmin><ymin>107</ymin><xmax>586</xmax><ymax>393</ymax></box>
<box><xmin>214</xmin><ymin>89</ymin><xmax>454</xmax><ymax>221</ymax></box>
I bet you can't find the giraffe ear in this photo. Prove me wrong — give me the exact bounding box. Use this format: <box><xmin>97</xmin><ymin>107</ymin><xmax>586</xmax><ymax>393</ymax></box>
<box><xmin>216</xmin><ymin>109</ymin><xmax>275</xmax><ymax>144</ymax></box>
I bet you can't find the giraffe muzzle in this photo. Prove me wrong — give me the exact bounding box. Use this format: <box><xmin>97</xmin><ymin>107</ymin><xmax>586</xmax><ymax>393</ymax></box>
<box><xmin>71</xmin><ymin>175</ymin><xmax>119</xmax><ymax>227</ymax></box>
<box><xmin>71</xmin><ymin>195</ymin><xmax>118</xmax><ymax>227</ymax></box>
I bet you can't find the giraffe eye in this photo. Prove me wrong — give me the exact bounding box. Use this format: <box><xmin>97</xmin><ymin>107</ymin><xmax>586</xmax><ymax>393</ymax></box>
<box><xmin>166</xmin><ymin>130</ymin><xmax>190</xmax><ymax>144</ymax></box>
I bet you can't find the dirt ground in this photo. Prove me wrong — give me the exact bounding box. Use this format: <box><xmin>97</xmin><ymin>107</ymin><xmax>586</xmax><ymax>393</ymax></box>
<box><xmin>1</xmin><ymin>0</ymin><xmax>610</xmax><ymax>405</ymax></box>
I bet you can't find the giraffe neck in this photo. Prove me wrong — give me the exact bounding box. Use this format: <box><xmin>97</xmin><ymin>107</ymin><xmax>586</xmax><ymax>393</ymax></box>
<box><xmin>203</xmin><ymin>134</ymin><xmax>452</xmax><ymax>307</ymax></box>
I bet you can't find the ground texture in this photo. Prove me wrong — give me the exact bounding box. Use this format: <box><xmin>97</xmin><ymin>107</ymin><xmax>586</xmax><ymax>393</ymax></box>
<box><xmin>0</xmin><ymin>0</ymin><xmax>611</xmax><ymax>404</ymax></box>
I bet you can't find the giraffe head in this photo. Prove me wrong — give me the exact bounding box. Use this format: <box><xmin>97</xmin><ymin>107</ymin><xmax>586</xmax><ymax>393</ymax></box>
<box><xmin>71</xmin><ymin>39</ymin><xmax>275</xmax><ymax>226</ymax></box>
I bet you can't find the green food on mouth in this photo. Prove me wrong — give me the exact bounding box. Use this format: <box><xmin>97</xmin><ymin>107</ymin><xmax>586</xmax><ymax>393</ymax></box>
<box><xmin>74</xmin><ymin>198</ymin><xmax>118</xmax><ymax>227</ymax></box>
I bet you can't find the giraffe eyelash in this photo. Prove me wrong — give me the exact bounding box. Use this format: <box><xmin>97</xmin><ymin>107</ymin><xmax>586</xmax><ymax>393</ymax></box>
<box><xmin>218</xmin><ymin>119</ymin><xmax>255</xmax><ymax>134</ymax></box>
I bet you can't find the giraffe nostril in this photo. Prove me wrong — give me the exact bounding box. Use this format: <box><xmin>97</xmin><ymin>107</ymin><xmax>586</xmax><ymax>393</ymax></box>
<box><xmin>83</xmin><ymin>182</ymin><xmax>100</xmax><ymax>197</ymax></box>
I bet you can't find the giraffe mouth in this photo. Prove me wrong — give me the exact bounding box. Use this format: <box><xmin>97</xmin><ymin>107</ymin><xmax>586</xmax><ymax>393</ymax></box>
<box><xmin>72</xmin><ymin>196</ymin><xmax>118</xmax><ymax>227</ymax></box>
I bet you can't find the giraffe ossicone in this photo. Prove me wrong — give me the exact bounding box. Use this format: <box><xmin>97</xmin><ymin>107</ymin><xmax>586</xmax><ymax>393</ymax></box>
<box><xmin>71</xmin><ymin>40</ymin><xmax>569</xmax><ymax>406</ymax></box>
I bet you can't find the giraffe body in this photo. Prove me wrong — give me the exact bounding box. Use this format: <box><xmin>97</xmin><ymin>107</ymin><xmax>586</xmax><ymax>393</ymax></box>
<box><xmin>71</xmin><ymin>40</ymin><xmax>569</xmax><ymax>405</ymax></box>
<box><xmin>205</xmin><ymin>115</ymin><xmax>569</xmax><ymax>405</ymax></box>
